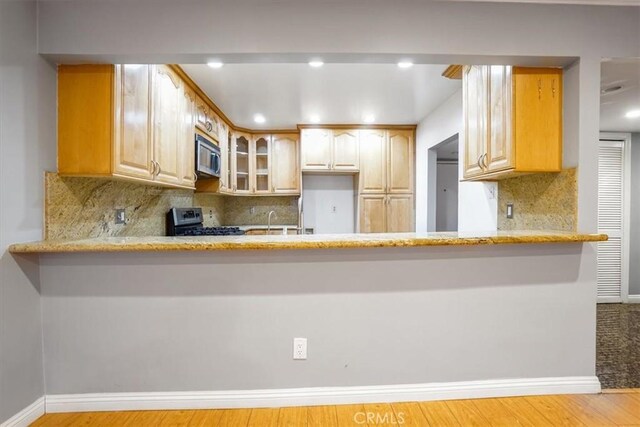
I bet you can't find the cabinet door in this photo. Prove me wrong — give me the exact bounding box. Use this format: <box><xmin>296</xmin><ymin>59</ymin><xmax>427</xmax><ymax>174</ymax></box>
<box><xmin>271</xmin><ymin>134</ymin><xmax>300</xmax><ymax>194</ymax></box>
<box><xmin>359</xmin><ymin>129</ymin><xmax>387</xmax><ymax>193</ymax></box>
<box><xmin>218</xmin><ymin>122</ymin><xmax>232</xmax><ymax>193</ymax></box>
<box><xmin>387</xmin><ymin>194</ymin><xmax>414</xmax><ymax>233</ymax></box>
<box><xmin>387</xmin><ymin>130</ymin><xmax>413</xmax><ymax>193</ymax></box>
<box><xmin>359</xmin><ymin>194</ymin><xmax>386</xmax><ymax>233</ymax></box>
<box><xmin>113</xmin><ymin>64</ymin><xmax>154</xmax><ymax>180</ymax></box>
<box><xmin>180</xmin><ymin>86</ymin><xmax>196</xmax><ymax>187</ymax></box>
<box><xmin>332</xmin><ymin>129</ymin><xmax>359</xmax><ymax>170</ymax></box>
<box><xmin>487</xmin><ymin>66</ymin><xmax>513</xmax><ymax>172</ymax></box>
<box><xmin>463</xmin><ymin>65</ymin><xmax>487</xmax><ymax>178</ymax></box>
<box><xmin>252</xmin><ymin>134</ymin><xmax>271</xmax><ymax>194</ymax></box>
<box><xmin>195</xmin><ymin>95</ymin><xmax>215</xmax><ymax>138</ymax></box>
<box><xmin>512</xmin><ymin>67</ymin><xmax>562</xmax><ymax>172</ymax></box>
<box><xmin>233</xmin><ymin>132</ymin><xmax>251</xmax><ymax>193</ymax></box>
<box><xmin>301</xmin><ymin>128</ymin><xmax>332</xmax><ymax>170</ymax></box>
<box><xmin>152</xmin><ymin>65</ymin><xmax>182</xmax><ymax>185</ymax></box>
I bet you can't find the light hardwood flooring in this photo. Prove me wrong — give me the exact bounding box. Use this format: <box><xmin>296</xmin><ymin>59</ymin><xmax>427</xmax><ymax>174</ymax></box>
<box><xmin>30</xmin><ymin>389</ymin><xmax>640</xmax><ymax>426</ymax></box>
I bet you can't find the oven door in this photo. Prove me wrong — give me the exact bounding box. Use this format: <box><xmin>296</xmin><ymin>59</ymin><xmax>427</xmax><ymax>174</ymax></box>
<box><xmin>195</xmin><ymin>134</ymin><xmax>221</xmax><ymax>178</ymax></box>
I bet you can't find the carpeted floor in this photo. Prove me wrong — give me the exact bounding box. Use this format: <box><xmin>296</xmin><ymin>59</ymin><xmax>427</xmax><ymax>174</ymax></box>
<box><xmin>597</xmin><ymin>303</ymin><xmax>640</xmax><ymax>389</ymax></box>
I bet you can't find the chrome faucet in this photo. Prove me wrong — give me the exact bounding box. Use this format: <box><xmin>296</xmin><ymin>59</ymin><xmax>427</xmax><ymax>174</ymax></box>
<box><xmin>267</xmin><ymin>210</ymin><xmax>277</xmax><ymax>234</ymax></box>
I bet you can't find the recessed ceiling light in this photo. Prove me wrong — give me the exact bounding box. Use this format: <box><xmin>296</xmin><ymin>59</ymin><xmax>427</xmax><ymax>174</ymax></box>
<box><xmin>207</xmin><ymin>61</ymin><xmax>224</xmax><ymax>69</ymax></box>
<box><xmin>363</xmin><ymin>114</ymin><xmax>375</xmax><ymax>124</ymax></box>
<box><xmin>309</xmin><ymin>115</ymin><xmax>321</xmax><ymax>124</ymax></box>
<box><xmin>308</xmin><ymin>60</ymin><xmax>324</xmax><ymax>68</ymax></box>
<box><xmin>397</xmin><ymin>61</ymin><xmax>414</xmax><ymax>69</ymax></box>
<box><xmin>254</xmin><ymin>114</ymin><xmax>266</xmax><ymax>124</ymax></box>
<box><xmin>626</xmin><ymin>109</ymin><xmax>640</xmax><ymax>119</ymax></box>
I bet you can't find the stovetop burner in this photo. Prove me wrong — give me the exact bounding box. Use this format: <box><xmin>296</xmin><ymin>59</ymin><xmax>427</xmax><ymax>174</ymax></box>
<box><xmin>182</xmin><ymin>226</ymin><xmax>244</xmax><ymax>236</ymax></box>
<box><xmin>167</xmin><ymin>208</ymin><xmax>245</xmax><ymax>236</ymax></box>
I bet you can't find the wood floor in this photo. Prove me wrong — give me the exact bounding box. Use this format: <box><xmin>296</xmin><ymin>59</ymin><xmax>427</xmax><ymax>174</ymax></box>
<box><xmin>30</xmin><ymin>390</ymin><xmax>640</xmax><ymax>426</ymax></box>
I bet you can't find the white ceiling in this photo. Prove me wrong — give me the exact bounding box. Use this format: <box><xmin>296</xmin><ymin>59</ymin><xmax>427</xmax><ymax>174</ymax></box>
<box><xmin>600</xmin><ymin>59</ymin><xmax>640</xmax><ymax>133</ymax></box>
<box><xmin>180</xmin><ymin>64</ymin><xmax>461</xmax><ymax>129</ymax></box>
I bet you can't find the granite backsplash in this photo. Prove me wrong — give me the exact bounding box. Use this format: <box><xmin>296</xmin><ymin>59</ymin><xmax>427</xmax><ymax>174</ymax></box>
<box><xmin>45</xmin><ymin>173</ymin><xmax>298</xmax><ymax>240</ymax></box>
<box><xmin>498</xmin><ymin>168</ymin><xmax>577</xmax><ymax>232</ymax></box>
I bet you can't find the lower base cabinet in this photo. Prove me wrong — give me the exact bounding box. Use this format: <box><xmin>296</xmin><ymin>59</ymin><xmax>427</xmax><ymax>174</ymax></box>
<box><xmin>359</xmin><ymin>194</ymin><xmax>413</xmax><ymax>233</ymax></box>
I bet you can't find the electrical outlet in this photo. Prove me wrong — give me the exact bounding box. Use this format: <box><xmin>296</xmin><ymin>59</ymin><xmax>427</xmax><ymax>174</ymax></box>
<box><xmin>506</xmin><ymin>203</ymin><xmax>514</xmax><ymax>219</ymax></box>
<box><xmin>331</xmin><ymin>205</ymin><xmax>337</xmax><ymax>213</ymax></box>
<box><xmin>209</xmin><ymin>209</ymin><xmax>213</xmax><ymax>219</ymax></box>
<box><xmin>293</xmin><ymin>337</ymin><xmax>307</xmax><ymax>360</ymax></box>
<box><xmin>250</xmin><ymin>207</ymin><xmax>256</xmax><ymax>215</ymax></box>
<box><xmin>115</xmin><ymin>209</ymin><xmax>126</xmax><ymax>224</ymax></box>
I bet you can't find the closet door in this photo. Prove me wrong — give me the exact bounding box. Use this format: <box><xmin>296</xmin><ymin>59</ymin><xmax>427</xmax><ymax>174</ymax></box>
<box><xmin>597</xmin><ymin>138</ymin><xmax>628</xmax><ymax>302</ymax></box>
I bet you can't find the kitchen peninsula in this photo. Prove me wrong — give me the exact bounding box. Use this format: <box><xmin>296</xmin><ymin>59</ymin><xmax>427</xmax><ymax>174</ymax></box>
<box><xmin>10</xmin><ymin>230</ymin><xmax>605</xmax><ymax>253</ymax></box>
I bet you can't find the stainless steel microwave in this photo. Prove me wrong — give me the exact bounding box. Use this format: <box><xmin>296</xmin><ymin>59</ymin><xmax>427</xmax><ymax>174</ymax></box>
<box><xmin>195</xmin><ymin>134</ymin><xmax>221</xmax><ymax>178</ymax></box>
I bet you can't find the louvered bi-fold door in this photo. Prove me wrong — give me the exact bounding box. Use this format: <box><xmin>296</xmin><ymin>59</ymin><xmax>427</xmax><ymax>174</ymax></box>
<box><xmin>597</xmin><ymin>140</ymin><xmax>625</xmax><ymax>302</ymax></box>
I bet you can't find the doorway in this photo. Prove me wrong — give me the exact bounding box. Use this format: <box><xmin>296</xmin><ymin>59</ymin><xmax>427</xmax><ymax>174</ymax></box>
<box><xmin>433</xmin><ymin>135</ymin><xmax>459</xmax><ymax>232</ymax></box>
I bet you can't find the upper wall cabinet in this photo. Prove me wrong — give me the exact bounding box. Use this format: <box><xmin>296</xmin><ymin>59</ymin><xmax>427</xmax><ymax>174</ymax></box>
<box><xmin>271</xmin><ymin>134</ymin><xmax>300</xmax><ymax>194</ymax></box>
<box><xmin>463</xmin><ymin>65</ymin><xmax>563</xmax><ymax>180</ymax></box>
<box><xmin>58</xmin><ymin>64</ymin><xmax>196</xmax><ymax>190</ymax></box>
<box><xmin>300</xmin><ymin>128</ymin><xmax>359</xmax><ymax>172</ymax></box>
<box><xmin>195</xmin><ymin>95</ymin><xmax>220</xmax><ymax>141</ymax></box>
<box><xmin>205</xmin><ymin>131</ymin><xmax>300</xmax><ymax>195</ymax></box>
<box><xmin>359</xmin><ymin>129</ymin><xmax>414</xmax><ymax>194</ymax></box>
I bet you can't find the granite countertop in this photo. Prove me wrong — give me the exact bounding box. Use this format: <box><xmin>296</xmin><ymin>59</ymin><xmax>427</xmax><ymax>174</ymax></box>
<box><xmin>8</xmin><ymin>230</ymin><xmax>607</xmax><ymax>253</ymax></box>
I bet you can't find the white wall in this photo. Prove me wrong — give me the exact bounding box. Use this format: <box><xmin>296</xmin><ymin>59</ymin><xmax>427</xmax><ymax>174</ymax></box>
<box><xmin>629</xmin><ymin>133</ymin><xmax>640</xmax><ymax>296</ymax></box>
<box><xmin>302</xmin><ymin>175</ymin><xmax>355</xmax><ymax>234</ymax></box>
<box><xmin>0</xmin><ymin>1</ymin><xmax>57</xmax><ymax>423</ymax></box>
<box><xmin>415</xmin><ymin>90</ymin><xmax>497</xmax><ymax>232</ymax></box>
<box><xmin>436</xmin><ymin>162</ymin><xmax>459</xmax><ymax>232</ymax></box>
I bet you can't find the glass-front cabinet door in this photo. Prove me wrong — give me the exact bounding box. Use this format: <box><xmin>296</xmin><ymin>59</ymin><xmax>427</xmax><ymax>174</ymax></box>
<box><xmin>251</xmin><ymin>135</ymin><xmax>271</xmax><ymax>194</ymax></box>
<box><xmin>233</xmin><ymin>132</ymin><xmax>251</xmax><ymax>193</ymax></box>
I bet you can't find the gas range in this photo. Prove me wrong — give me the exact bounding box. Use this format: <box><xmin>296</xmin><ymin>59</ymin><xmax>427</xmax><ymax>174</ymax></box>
<box><xmin>166</xmin><ymin>207</ymin><xmax>245</xmax><ymax>237</ymax></box>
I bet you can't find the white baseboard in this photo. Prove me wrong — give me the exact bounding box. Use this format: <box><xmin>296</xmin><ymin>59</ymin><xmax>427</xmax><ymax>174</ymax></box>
<box><xmin>45</xmin><ymin>376</ymin><xmax>601</xmax><ymax>413</ymax></box>
<box><xmin>627</xmin><ymin>295</ymin><xmax>640</xmax><ymax>303</ymax></box>
<box><xmin>1</xmin><ymin>397</ymin><xmax>45</xmax><ymax>427</ymax></box>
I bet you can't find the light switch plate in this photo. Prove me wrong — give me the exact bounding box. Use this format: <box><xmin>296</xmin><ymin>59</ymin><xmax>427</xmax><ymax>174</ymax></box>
<box><xmin>115</xmin><ymin>209</ymin><xmax>126</xmax><ymax>224</ymax></box>
<box><xmin>506</xmin><ymin>204</ymin><xmax>514</xmax><ymax>219</ymax></box>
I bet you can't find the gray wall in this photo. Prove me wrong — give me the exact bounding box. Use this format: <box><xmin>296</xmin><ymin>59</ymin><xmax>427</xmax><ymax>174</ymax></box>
<box><xmin>630</xmin><ymin>133</ymin><xmax>640</xmax><ymax>296</ymax></box>
<box><xmin>0</xmin><ymin>0</ymin><xmax>57</xmax><ymax>423</ymax></box>
<box><xmin>436</xmin><ymin>162</ymin><xmax>458</xmax><ymax>232</ymax></box>
<box><xmin>40</xmin><ymin>245</ymin><xmax>596</xmax><ymax>394</ymax></box>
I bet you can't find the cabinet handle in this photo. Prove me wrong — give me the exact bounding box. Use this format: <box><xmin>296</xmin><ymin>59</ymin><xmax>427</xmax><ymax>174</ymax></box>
<box><xmin>156</xmin><ymin>162</ymin><xmax>162</xmax><ymax>176</ymax></box>
<box><xmin>552</xmin><ymin>79</ymin><xmax>556</xmax><ymax>98</ymax></box>
<box><xmin>193</xmin><ymin>172</ymin><xmax>198</xmax><ymax>183</ymax></box>
<box><xmin>477</xmin><ymin>156</ymin><xmax>484</xmax><ymax>171</ymax></box>
<box><xmin>206</xmin><ymin>121</ymin><xmax>213</xmax><ymax>132</ymax></box>
<box><xmin>149</xmin><ymin>161</ymin><xmax>155</xmax><ymax>175</ymax></box>
<box><xmin>537</xmin><ymin>79</ymin><xmax>542</xmax><ymax>100</ymax></box>
<box><xmin>482</xmin><ymin>153</ymin><xmax>488</xmax><ymax>169</ymax></box>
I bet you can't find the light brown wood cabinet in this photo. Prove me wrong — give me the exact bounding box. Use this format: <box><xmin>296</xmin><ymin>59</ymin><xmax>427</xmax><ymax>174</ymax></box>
<box><xmin>153</xmin><ymin>65</ymin><xmax>185</xmax><ymax>186</ymax></box>
<box><xmin>58</xmin><ymin>64</ymin><xmax>196</xmax><ymax>190</ymax></box>
<box><xmin>300</xmin><ymin>128</ymin><xmax>359</xmax><ymax>172</ymax></box>
<box><xmin>195</xmin><ymin>95</ymin><xmax>219</xmax><ymax>141</ymax></box>
<box><xmin>463</xmin><ymin>65</ymin><xmax>562</xmax><ymax>180</ymax></box>
<box><xmin>359</xmin><ymin>129</ymin><xmax>414</xmax><ymax>194</ymax></box>
<box><xmin>357</xmin><ymin>128</ymin><xmax>415</xmax><ymax>233</ymax></box>
<box><xmin>358</xmin><ymin>194</ymin><xmax>414</xmax><ymax>233</ymax></box>
<box><xmin>215</xmin><ymin>131</ymin><xmax>300</xmax><ymax>195</ymax></box>
<box><xmin>271</xmin><ymin>134</ymin><xmax>300</xmax><ymax>194</ymax></box>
